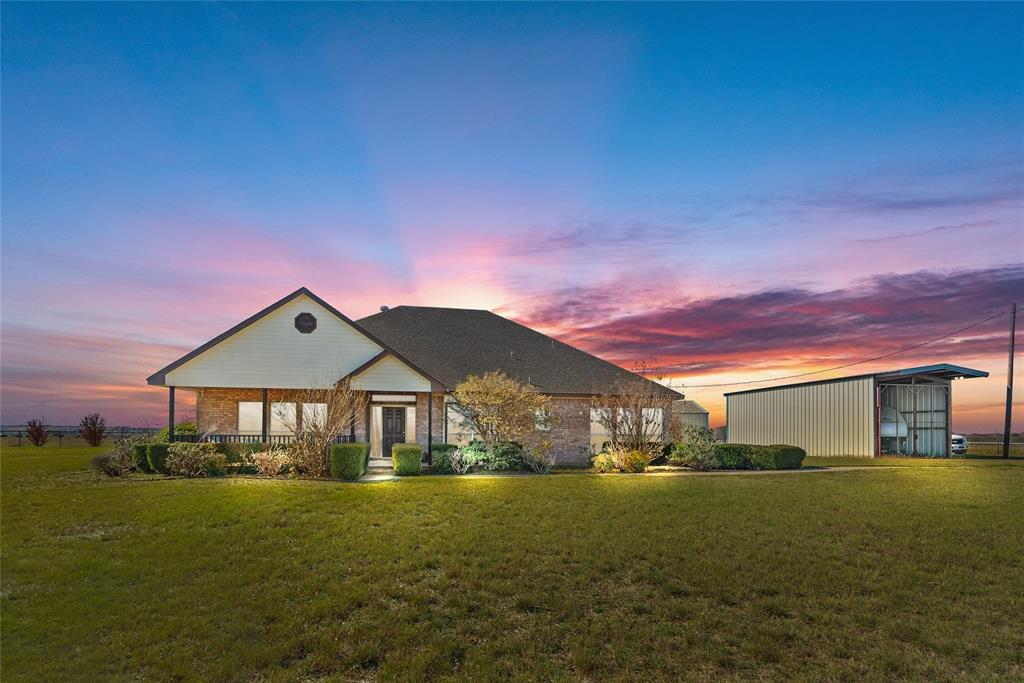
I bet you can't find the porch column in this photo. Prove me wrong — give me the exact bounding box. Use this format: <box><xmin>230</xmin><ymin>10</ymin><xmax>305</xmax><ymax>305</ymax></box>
<box><xmin>427</xmin><ymin>390</ymin><xmax>433</xmax><ymax>464</ymax></box>
<box><xmin>261</xmin><ymin>388</ymin><xmax>268</xmax><ymax>442</ymax></box>
<box><xmin>168</xmin><ymin>386</ymin><xmax>175</xmax><ymax>441</ymax></box>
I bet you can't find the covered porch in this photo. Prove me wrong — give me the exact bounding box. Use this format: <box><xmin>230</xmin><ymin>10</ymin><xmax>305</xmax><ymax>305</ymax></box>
<box><xmin>165</xmin><ymin>385</ymin><xmax>444</xmax><ymax>463</ymax></box>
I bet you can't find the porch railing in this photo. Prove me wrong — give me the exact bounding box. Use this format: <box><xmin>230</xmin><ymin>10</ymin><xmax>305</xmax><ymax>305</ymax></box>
<box><xmin>170</xmin><ymin>433</ymin><xmax>354</xmax><ymax>445</ymax></box>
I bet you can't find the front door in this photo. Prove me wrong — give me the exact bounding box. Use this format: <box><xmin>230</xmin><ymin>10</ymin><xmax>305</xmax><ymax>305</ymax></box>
<box><xmin>382</xmin><ymin>407</ymin><xmax>406</xmax><ymax>458</ymax></box>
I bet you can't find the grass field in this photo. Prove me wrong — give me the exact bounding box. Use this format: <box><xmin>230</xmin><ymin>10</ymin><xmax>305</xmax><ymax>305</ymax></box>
<box><xmin>3</xmin><ymin>446</ymin><xmax>1023</xmax><ymax>680</ymax></box>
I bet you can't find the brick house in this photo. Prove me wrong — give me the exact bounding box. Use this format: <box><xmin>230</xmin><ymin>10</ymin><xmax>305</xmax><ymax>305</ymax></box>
<box><xmin>147</xmin><ymin>287</ymin><xmax>682</xmax><ymax>466</ymax></box>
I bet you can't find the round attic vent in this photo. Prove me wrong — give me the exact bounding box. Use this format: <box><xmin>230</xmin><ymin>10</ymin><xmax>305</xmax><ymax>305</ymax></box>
<box><xmin>294</xmin><ymin>312</ymin><xmax>317</xmax><ymax>334</ymax></box>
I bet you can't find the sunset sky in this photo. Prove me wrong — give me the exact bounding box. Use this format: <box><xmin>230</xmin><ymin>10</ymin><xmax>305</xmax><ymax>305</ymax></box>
<box><xmin>2</xmin><ymin>3</ymin><xmax>1022</xmax><ymax>431</ymax></box>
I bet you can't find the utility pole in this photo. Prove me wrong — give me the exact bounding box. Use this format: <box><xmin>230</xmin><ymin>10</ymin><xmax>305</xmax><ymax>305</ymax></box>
<box><xmin>1003</xmin><ymin>302</ymin><xmax>1017</xmax><ymax>459</ymax></box>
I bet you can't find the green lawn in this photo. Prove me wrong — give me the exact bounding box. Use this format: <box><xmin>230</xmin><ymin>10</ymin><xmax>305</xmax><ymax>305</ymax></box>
<box><xmin>3</xmin><ymin>446</ymin><xmax>1023</xmax><ymax>680</ymax></box>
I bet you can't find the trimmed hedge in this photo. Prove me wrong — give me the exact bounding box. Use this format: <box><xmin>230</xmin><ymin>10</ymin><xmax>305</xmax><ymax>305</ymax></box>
<box><xmin>431</xmin><ymin>444</ymin><xmax>459</xmax><ymax>474</ymax></box>
<box><xmin>154</xmin><ymin>422</ymin><xmax>197</xmax><ymax>443</ymax></box>
<box><xmin>709</xmin><ymin>443</ymin><xmax>806</xmax><ymax>470</ymax></box>
<box><xmin>146</xmin><ymin>443</ymin><xmax>171</xmax><ymax>474</ymax></box>
<box><xmin>132</xmin><ymin>444</ymin><xmax>152</xmax><ymax>472</ymax></box>
<box><xmin>215</xmin><ymin>442</ymin><xmax>263</xmax><ymax>463</ymax></box>
<box><xmin>392</xmin><ymin>443</ymin><xmax>422</xmax><ymax>476</ymax></box>
<box><xmin>752</xmin><ymin>444</ymin><xmax>806</xmax><ymax>470</ymax></box>
<box><xmin>330</xmin><ymin>442</ymin><xmax>371</xmax><ymax>480</ymax></box>
<box><xmin>711</xmin><ymin>443</ymin><xmax>755</xmax><ymax>470</ymax></box>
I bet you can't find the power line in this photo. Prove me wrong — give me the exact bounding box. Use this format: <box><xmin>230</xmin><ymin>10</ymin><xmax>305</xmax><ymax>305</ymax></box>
<box><xmin>676</xmin><ymin>309</ymin><xmax>1008</xmax><ymax>390</ymax></box>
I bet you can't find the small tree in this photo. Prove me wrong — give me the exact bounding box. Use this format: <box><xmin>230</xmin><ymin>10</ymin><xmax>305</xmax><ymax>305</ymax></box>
<box><xmin>79</xmin><ymin>413</ymin><xmax>107</xmax><ymax>446</ymax></box>
<box><xmin>26</xmin><ymin>419</ymin><xmax>49</xmax><ymax>446</ymax></box>
<box><xmin>272</xmin><ymin>379</ymin><xmax>367</xmax><ymax>477</ymax></box>
<box><xmin>451</xmin><ymin>371</ymin><xmax>552</xmax><ymax>446</ymax></box>
<box><xmin>591</xmin><ymin>362</ymin><xmax>678</xmax><ymax>463</ymax></box>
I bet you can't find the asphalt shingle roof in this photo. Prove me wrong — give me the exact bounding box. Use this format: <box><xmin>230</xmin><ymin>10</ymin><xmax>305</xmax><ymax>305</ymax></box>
<box><xmin>358</xmin><ymin>306</ymin><xmax>681</xmax><ymax>398</ymax></box>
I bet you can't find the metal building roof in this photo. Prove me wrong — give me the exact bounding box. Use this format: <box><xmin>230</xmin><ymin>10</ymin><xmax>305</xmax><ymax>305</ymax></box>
<box><xmin>724</xmin><ymin>363</ymin><xmax>988</xmax><ymax>397</ymax></box>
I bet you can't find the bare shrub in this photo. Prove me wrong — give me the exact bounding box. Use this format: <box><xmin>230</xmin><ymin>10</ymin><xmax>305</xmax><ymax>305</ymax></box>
<box><xmin>272</xmin><ymin>380</ymin><xmax>367</xmax><ymax>477</ymax></box>
<box><xmin>166</xmin><ymin>442</ymin><xmax>226</xmax><ymax>477</ymax></box>
<box><xmin>105</xmin><ymin>432</ymin><xmax>150</xmax><ymax>473</ymax></box>
<box><xmin>592</xmin><ymin>362</ymin><xmax>677</xmax><ymax>465</ymax></box>
<box><xmin>26</xmin><ymin>419</ymin><xmax>49</xmax><ymax>446</ymax></box>
<box><xmin>92</xmin><ymin>453</ymin><xmax>123</xmax><ymax>477</ymax></box>
<box><xmin>251</xmin><ymin>446</ymin><xmax>294</xmax><ymax>476</ymax></box>
<box><xmin>79</xmin><ymin>413</ymin><xmax>107</xmax><ymax>446</ymax></box>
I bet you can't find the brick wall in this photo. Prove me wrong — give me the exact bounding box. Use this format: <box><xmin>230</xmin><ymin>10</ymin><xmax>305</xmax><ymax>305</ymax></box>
<box><xmin>546</xmin><ymin>398</ymin><xmax>592</xmax><ymax>467</ymax></box>
<box><xmin>196</xmin><ymin>388</ymin><xmax>592</xmax><ymax>466</ymax></box>
<box><xmin>196</xmin><ymin>387</ymin><xmax>364</xmax><ymax>436</ymax></box>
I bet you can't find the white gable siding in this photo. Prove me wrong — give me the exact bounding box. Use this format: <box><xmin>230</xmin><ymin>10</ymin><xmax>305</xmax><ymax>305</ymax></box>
<box><xmin>350</xmin><ymin>355</ymin><xmax>430</xmax><ymax>392</ymax></box>
<box><xmin>164</xmin><ymin>295</ymin><xmax>383</xmax><ymax>389</ymax></box>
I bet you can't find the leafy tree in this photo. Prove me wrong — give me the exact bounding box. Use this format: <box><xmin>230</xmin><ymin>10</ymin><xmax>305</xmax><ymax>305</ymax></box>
<box><xmin>26</xmin><ymin>419</ymin><xmax>49</xmax><ymax>446</ymax></box>
<box><xmin>79</xmin><ymin>413</ymin><xmax>107</xmax><ymax>446</ymax></box>
<box><xmin>451</xmin><ymin>371</ymin><xmax>551</xmax><ymax>446</ymax></box>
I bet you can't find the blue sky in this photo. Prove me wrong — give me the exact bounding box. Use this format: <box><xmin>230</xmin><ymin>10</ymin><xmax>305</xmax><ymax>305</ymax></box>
<box><xmin>2</xmin><ymin>2</ymin><xmax>1022</xmax><ymax>427</ymax></box>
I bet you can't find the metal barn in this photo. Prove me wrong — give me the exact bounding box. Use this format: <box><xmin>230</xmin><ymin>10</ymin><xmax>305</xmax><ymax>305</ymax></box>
<box><xmin>724</xmin><ymin>364</ymin><xmax>988</xmax><ymax>457</ymax></box>
<box><xmin>672</xmin><ymin>399</ymin><xmax>710</xmax><ymax>430</ymax></box>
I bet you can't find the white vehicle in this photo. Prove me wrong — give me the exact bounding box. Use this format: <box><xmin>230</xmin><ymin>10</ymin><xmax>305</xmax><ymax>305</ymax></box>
<box><xmin>951</xmin><ymin>434</ymin><xmax>968</xmax><ymax>455</ymax></box>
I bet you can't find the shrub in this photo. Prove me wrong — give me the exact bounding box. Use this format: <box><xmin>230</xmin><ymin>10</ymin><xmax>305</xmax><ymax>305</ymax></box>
<box><xmin>26</xmin><ymin>419</ymin><xmax>49</xmax><ymax>446</ymax></box>
<box><xmin>751</xmin><ymin>445</ymin><xmax>806</xmax><ymax>470</ymax></box>
<box><xmin>251</xmin><ymin>446</ymin><xmax>294</xmax><ymax>476</ymax></box>
<box><xmin>431</xmin><ymin>444</ymin><xmax>459</xmax><ymax>474</ymax></box>
<box><xmin>392</xmin><ymin>443</ymin><xmax>422</xmax><ymax>476</ymax></box>
<box><xmin>132</xmin><ymin>444</ymin><xmax>152</xmax><ymax>472</ymax></box>
<box><xmin>78</xmin><ymin>413</ymin><xmax>107</xmax><ymax>446</ymax></box>
<box><xmin>155</xmin><ymin>421</ymin><xmax>197</xmax><ymax>443</ymax></box>
<box><xmin>485</xmin><ymin>441</ymin><xmax>527</xmax><ymax>470</ymax></box>
<box><xmin>591</xmin><ymin>452</ymin><xmax>616</xmax><ymax>473</ymax></box>
<box><xmin>166</xmin><ymin>442</ymin><xmax>227</xmax><ymax>477</ymax></box>
<box><xmin>619</xmin><ymin>448</ymin><xmax>650</xmax><ymax>473</ymax></box>
<box><xmin>92</xmin><ymin>453</ymin><xmax>124</xmax><ymax>477</ymax></box>
<box><xmin>711</xmin><ymin>443</ymin><xmax>755</xmax><ymax>470</ymax></box>
<box><xmin>523</xmin><ymin>442</ymin><xmax>556</xmax><ymax>474</ymax></box>
<box><xmin>330</xmin><ymin>442</ymin><xmax>370</xmax><ymax>480</ymax></box>
<box><xmin>670</xmin><ymin>426</ymin><xmax>717</xmax><ymax>471</ymax></box>
<box><xmin>146</xmin><ymin>443</ymin><xmax>172</xmax><ymax>474</ymax></box>
<box><xmin>215</xmin><ymin>442</ymin><xmax>263</xmax><ymax>463</ymax></box>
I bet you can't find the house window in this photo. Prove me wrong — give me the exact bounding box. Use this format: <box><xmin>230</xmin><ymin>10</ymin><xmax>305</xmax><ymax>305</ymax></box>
<box><xmin>238</xmin><ymin>402</ymin><xmax>263</xmax><ymax>434</ymax></box>
<box><xmin>590</xmin><ymin>408</ymin><xmax>611</xmax><ymax>453</ymax></box>
<box><xmin>445</xmin><ymin>403</ymin><xmax>477</xmax><ymax>446</ymax></box>
<box><xmin>535</xmin><ymin>408</ymin><xmax>551</xmax><ymax>431</ymax></box>
<box><xmin>271</xmin><ymin>402</ymin><xmax>296</xmax><ymax>434</ymax></box>
<box><xmin>302</xmin><ymin>403</ymin><xmax>327</xmax><ymax>431</ymax></box>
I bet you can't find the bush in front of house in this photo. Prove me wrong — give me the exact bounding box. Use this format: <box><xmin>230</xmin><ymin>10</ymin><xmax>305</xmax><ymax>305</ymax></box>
<box><xmin>132</xmin><ymin>444</ymin><xmax>152</xmax><ymax>472</ymax></box>
<box><xmin>670</xmin><ymin>426</ymin><xmax>717</xmax><ymax>471</ymax></box>
<box><xmin>146</xmin><ymin>443</ymin><xmax>172</xmax><ymax>474</ymax></box>
<box><xmin>330</xmin><ymin>442</ymin><xmax>371</xmax><ymax>480</ymax></box>
<box><xmin>430</xmin><ymin>444</ymin><xmax>459</xmax><ymax>473</ymax></box>
<box><xmin>618</xmin><ymin>448</ymin><xmax>650</xmax><ymax>473</ymax></box>
<box><xmin>154</xmin><ymin>421</ymin><xmax>197</xmax><ymax>443</ymax></box>
<box><xmin>750</xmin><ymin>444</ymin><xmax>806</xmax><ymax>470</ymax></box>
<box><xmin>392</xmin><ymin>443</ymin><xmax>422</xmax><ymax>476</ymax></box>
<box><xmin>215</xmin><ymin>442</ymin><xmax>263</xmax><ymax>463</ymax></box>
<box><xmin>591</xmin><ymin>452</ymin><xmax>616</xmax><ymax>473</ymax></box>
<box><xmin>251</xmin><ymin>445</ymin><xmax>294</xmax><ymax>476</ymax></box>
<box><xmin>26</xmin><ymin>419</ymin><xmax>49</xmax><ymax>446</ymax></box>
<box><xmin>166</xmin><ymin>442</ymin><xmax>227</xmax><ymax>477</ymax></box>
